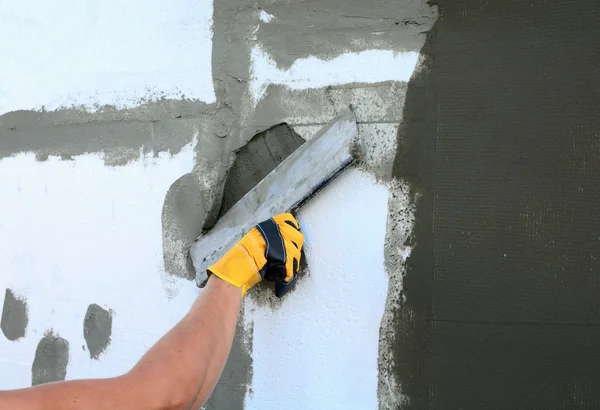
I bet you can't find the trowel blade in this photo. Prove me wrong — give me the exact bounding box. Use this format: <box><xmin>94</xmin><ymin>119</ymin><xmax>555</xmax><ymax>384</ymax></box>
<box><xmin>190</xmin><ymin>108</ymin><xmax>358</xmax><ymax>286</ymax></box>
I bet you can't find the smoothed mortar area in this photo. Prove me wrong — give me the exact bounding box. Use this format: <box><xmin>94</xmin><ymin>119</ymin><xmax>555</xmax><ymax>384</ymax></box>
<box><xmin>394</xmin><ymin>0</ymin><xmax>600</xmax><ymax>408</ymax></box>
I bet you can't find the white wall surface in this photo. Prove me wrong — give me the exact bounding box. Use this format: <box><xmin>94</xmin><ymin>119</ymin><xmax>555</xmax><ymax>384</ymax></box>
<box><xmin>246</xmin><ymin>168</ymin><xmax>390</xmax><ymax>410</ymax></box>
<box><xmin>0</xmin><ymin>0</ymin><xmax>215</xmax><ymax>115</ymax></box>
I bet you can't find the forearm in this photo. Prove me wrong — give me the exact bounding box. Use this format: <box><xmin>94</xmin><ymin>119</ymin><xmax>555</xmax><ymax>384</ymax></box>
<box><xmin>0</xmin><ymin>376</ymin><xmax>136</xmax><ymax>410</ymax></box>
<box><xmin>0</xmin><ymin>276</ymin><xmax>242</xmax><ymax>410</ymax></box>
<box><xmin>127</xmin><ymin>275</ymin><xmax>242</xmax><ymax>408</ymax></box>
<box><xmin>0</xmin><ymin>213</ymin><xmax>300</xmax><ymax>410</ymax></box>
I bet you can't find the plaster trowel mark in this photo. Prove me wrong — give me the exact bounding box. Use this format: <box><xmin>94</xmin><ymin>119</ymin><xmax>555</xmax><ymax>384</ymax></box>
<box><xmin>31</xmin><ymin>330</ymin><xmax>69</xmax><ymax>386</ymax></box>
<box><xmin>1</xmin><ymin>288</ymin><xmax>29</xmax><ymax>341</ymax></box>
<box><xmin>83</xmin><ymin>303</ymin><xmax>113</xmax><ymax>359</ymax></box>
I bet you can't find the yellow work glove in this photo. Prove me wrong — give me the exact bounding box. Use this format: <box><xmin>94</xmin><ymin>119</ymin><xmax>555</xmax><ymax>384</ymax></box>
<box><xmin>207</xmin><ymin>213</ymin><xmax>304</xmax><ymax>297</ymax></box>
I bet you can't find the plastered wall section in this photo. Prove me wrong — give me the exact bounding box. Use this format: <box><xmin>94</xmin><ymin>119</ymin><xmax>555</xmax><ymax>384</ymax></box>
<box><xmin>0</xmin><ymin>0</ymin><xmax>435</xmax><ymax>408</ymax></box>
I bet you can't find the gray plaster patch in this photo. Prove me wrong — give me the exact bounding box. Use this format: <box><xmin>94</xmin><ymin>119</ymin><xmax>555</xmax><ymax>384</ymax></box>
<box><xmin>31</xmin><ymin>330</ymin><xmax>69</xmax><ymax>386</ymax></box>
<box><xmin>162</xmin><ymin>173</ymin><xmax>212</xmax><ymax>281</ymax></box>
<box><xmin>0</xmin><ymin>115</ymin><xmax>209</xmax><ymax>166</ymax></box>
<box><xmin>205</xmin><ymin>307</ymin><xmax>253</xmax><ymax>410</ymax></box>
<box><xmin>161</xmin><ymin>134</ymin><xmax>232</xmax><ymax>282</ymax></box>
<box><xmin>378</xmin><ymin>180</ymin><xmax>416</xmax><ymax>410</ymax></box>
<box><xmin>160</xmin><ymin>110</ymin><xmax>235</xmax><ymax>282</ymax></box>
<box><xmin>0</xmin><ymin>289</ymin><xmax>28</xmax><ymax>341</ymax></box>
<box><xmin>218</xmin><ymin>123</ymin><xmax>305</xmax><ymax>216</ymax></box>
<box><xmin>83</xmin><ymin>304</ymin><xmax>113</xmax><ymax>359</ymax></box>
<box><xmin>255</xmin><ymin>0</ymin><xmax>438</xmax><ymax>69</ymax></box>
<box><xmin>243</xmin><ymin>82</ymin><xmax>408</xmax><ymax>180</ymax></box>
<box><xmin>248</xmin><ymin>82</ymin><xmax>407</xmax><ymax>129</ymax></box>
<box><xmin>0</xmin><ymin>99</ymin><xmax>211</xmax><ymax>129</ymax></box>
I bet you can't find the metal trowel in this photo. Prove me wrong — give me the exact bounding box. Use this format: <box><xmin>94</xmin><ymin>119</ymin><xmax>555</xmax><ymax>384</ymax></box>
<box><xmin>190</xmin><ymin>108</ymin><xmax>359</xmax><ymax>294</ymax></box>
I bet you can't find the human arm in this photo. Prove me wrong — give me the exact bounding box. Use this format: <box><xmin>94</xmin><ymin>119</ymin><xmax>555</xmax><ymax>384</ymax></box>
<box><xmin>0</xmin><ymin>213</ymin><xmax>303</xmax><ymax>410</ymax></box>
<box><xmin>0</xmin><ymin>275</ymin><xmax>241</xmax><ymax>410</ymax></box>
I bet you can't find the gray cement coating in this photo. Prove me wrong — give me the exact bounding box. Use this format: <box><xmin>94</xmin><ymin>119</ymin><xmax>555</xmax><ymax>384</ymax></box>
<box><xmin>244</xmin><ymin>82</ymin><xmax>409</xmax><ymax>181</ymax></box>
<box><xmin>0</xmin><ymin>111</ymin><xmax>212</xmax><ymax>166</ymax></box>
<box><xmin>391</xmin><ymin>0</ymin><xmax>600</xmax><ymax>407</ymax></box>
<box><xmin>83</xmin><ymin>304</ymin><xmax>113</xmax><ymax>360</ymax></box>
<box><xmin>0</xmin><ymin>289</ymin><xmax>29</xmax><ymax>341</ymax></box>
<box><xmin>1</xmin><ymin>99</ymin><xmax>211</xmax><ymax>128</ymax></box>
<box><xmin>205</xmin><ymin>309</ymin><xmax>253</xmax><ymax>410</ymax></box>
<box><xmin>379</xmin><ymin>180</ymin><xmax>415</xmax><ymax>409</ymax></box>
<box><xmin>218</xmin><ymin>124</ymin><xmax>305</xmax><ymax>216</ymax></box>
<box><xmin>255</xmin><ymin>0</ymin><xmax>437</xmax><ymax>69</ymax></box>
<box><xmin>31</xmin><ymin>330</ymin><xmax>69</xmax><ymax>386</ymax></box>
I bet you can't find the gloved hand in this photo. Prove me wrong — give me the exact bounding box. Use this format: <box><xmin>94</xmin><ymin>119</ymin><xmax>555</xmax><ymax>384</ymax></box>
<box><xmin>207</xmin><ymin>213</ymin><xmax>304</xmax><ymax>297</ymax></box>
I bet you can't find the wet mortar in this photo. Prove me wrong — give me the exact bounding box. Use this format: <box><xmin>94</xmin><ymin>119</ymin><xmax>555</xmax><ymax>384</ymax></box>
<box><xmin>0</xmin><ymin>289</ymin><xmax>29</xmax><ymax>341</ymax></box>
<box><xmin>83</xmin><ymin>304</ymin><xmax>113</xmax><ymax>360</ymax></box>
<box><xmin>31</xmin><ymin>330</ymin><xmax>70</xmax><ymax>386</ymax></box>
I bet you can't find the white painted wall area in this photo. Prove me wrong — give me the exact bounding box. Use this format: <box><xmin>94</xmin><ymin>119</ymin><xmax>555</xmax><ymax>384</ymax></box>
<box><xmin>0</xmin><ymin>0</ymin><xmax>215</xmax><ymax>115</ymax></box>
<box><xmin>246</xmin><ymin>168</ymin><xmax>390</xmax><ymax>410</ymax></box>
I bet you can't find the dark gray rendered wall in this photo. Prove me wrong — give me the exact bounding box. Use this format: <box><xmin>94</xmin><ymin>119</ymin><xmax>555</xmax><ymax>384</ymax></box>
<box><xmin>393</xmin><ymin>0</ymin><xmax>600</xmax><ymax>408</ymax></box>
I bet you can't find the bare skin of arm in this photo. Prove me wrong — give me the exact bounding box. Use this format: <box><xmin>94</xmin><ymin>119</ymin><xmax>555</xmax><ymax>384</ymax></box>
<box><xmin>0</xmin><ymin>275</ymin><xmax>242</xmax><ymax>410</ymax></box>
<box><xmin>0</xmin><ymin>213</ymin><xmax>303</xmax><ymax>410</ymax></box>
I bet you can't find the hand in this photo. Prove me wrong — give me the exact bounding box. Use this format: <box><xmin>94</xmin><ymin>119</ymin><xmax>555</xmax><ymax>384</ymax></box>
<box><xmin>207</xmin><ymin>213</ymin><xmax>304</xmax><ymax>297</ymax></box>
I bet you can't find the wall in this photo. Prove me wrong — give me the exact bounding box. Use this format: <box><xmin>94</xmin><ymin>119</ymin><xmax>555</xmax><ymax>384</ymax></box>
<box><xmin>394</xmin><ymin>1</ymin><xmax>600</xmax><ymax>408</ymax></box>
<box><xmin>0</xmin><ymin>0</ymin><xmax>436</xmax><ymax>408</ymax></box>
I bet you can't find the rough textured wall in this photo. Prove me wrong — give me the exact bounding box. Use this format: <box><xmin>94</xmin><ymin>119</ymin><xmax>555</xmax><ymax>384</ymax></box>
<box><xmin>395</xmin><ymin>0</ymin><xmax>600</xmax><ymax>408</ymax></box>
<box><xmin>0</xmin><ymin>0</ymin><xmax>438</xmax><ymax>408</ymax></box>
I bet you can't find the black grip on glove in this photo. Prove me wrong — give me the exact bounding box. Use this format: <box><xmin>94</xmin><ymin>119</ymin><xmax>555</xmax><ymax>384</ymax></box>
<box><xmin>255</xmin><ymin>217</ymin><xmax>299</xmax><ymax>298</ymax></box>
